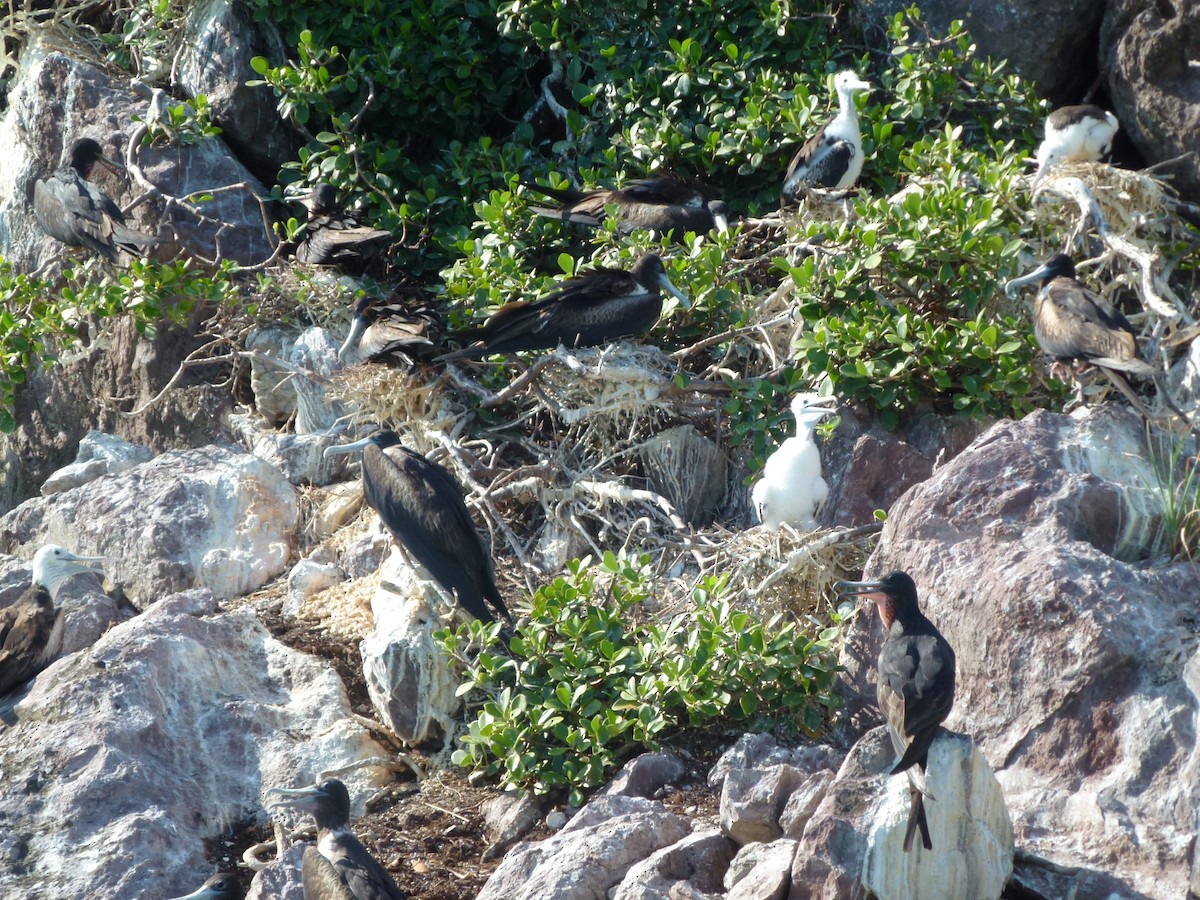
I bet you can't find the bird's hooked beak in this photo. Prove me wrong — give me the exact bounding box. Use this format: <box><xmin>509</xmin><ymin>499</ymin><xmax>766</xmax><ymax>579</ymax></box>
<box><xmin>266</xmin><ymin>783</ymin><xmax>327</xmax><ymax>813</ymax></box>
<box><xmin>1003</xmin><ymin>262</ymin><xmax>1055</xmax><ymax>299</ymax></box>
<box><xmin>337</xmin><ymin>315</ymin><xmax>369</xmax><ymax>362</ymax></box>
<box><xmin>658</xmin><ymin>271</ymin><xmax>690</xmax><ymax>309</ymax></box>
<box><xmin>165</xmin><ymin>880</ymin><xmax>235</xmax><ymax>900</ymax></box>
<box><xmin>322</xmin><ymin>435</ymin><xmax>375</xmax><ymax>459</ymax></box>
<box><xmin>93</xmin><ymin>152</ymin><xmax>126</xmax><ymax>179</ymax></box>
<box><xmin>833</xmin><ymin>578</ymin><xmax>890</xmax><ymax>610</ymax></box>
<box><xmin>59</xmin><ymin>550</ymin><xmax>107</xmax><ymax>577</ymax></box>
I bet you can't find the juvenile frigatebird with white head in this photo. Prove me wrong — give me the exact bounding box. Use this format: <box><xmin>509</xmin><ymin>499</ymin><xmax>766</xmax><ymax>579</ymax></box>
<box><xmin>523</xmin><ymin>174</ymin><xmax>729</xmax><ymax>239</ymax></box>
<box><xmin>0</xmin><ymin>544</ymin><xmax>106</xmax><ymax>696</ymax></box>
<box><xmin>1033</xmin><ymin>105</ymin><xmax>1119</xmax><ymax>185</ymax></box>
<box><xmin>268</xmin><ymin>778</ymin><xmax>405</xmax><ymax>899</ymax></box>
<box><xmin>751</xmin><ymin>392</ymin><xmax>837</xmax><ymax>530</ymax></box>
<box><xmin>782</xmin><ymin>71</ymin><xmax>872</xmax><ymax>202</ymax></box>
<box><xmin>33</xmin><ymin>138</ymin><xmax>161</xmax><ymax>262</ymax></box>
<box><xmin>166</xmin><ymin>872</ymin><xmax>243</xmax><ymax>900</ymax></box>
<box><xmin>835</xmin><ymin>571</ymin><xmax>956</xmax><ymax>852</ymax></box>
<box><xmin>323</xmin><ymin>431</ymin><xmax>513</xmax><ymax>629</ymax></box>
<box><xmin>437</xmin><ymin>253</ymin><xmax>688</xmax><ymax>362</ymax></box>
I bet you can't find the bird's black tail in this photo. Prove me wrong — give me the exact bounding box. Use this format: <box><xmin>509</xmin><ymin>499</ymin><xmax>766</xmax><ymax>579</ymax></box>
<box><xmin>903</xmin><ymin>783</ymin><xmax>933</xmax><ymax>852</ymax></box>
<box><xmin>520</xmin><ymin>180</ymin><xmax>586</xmax><ymax>205</ymax></box>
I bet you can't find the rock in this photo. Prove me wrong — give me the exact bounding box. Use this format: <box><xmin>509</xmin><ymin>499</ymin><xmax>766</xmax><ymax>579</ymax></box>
<box><xmin>246</xmin><ymin>840</ymin><xmax>306</xmax><ymax>900</ymax></box>
<box><xmin>284</xmin><ymin>559</ymin><xmax>344</xmax><ymax>617</ymax></box>
<box><xmin>823</xmin><ymin>432</ymin><xmax>931</xmax><ymax>527</ymax></box>
<box><xmin>244</xmin><ymin>326</ymin><xmax>343</xmax><ymax>426</ymax></box>
<box><xmin>1102</xmin><ymin>0</ymin><xmax>1200</xmax><ymax>203</ymax></box>
<box><xmin>0</xmin><ymin>589</ymin><xmax>389</xmax><ymax>897</ymax></box>
<box><xmin>227</xmin><ymin>412</ymin><xmax>350</xmax><ymax>486</ymax></box>
<box><xmin>178</xmin><ymin>0</ymin><xmax>300</xmax><ymax>184</ymax></box>
<box><xmin>853</xmin><ymin>0</ymin><xmax>1103</xmax><ymax>104</ymax></box>
<box><xmin>707</xmin><ymin>733</ymin><xmax>843</xmax><ymax>793</ymax></box>
<box><xmin>482</xmin><ymin>793</ymin><xmax>542</xmax><ymax>860</ymax></box>
<box><xmin>779</xmin><ymin>769</ymin><xmax>835</xmax><ymax>838</ymax></box>
<box><xmin>790</xmin><ymin>727</ymin><xmax>1011</xmax><ymax>899</ymax></box>
<box><xmin>476</xmin><ymin>793</ymin><xmax>691</xmax><ymax>900</ymax></box>
<box><xmin>723</xmin><ymin>838</ymin><xmax>798</xmax><ymax>900</ymax></box>
<box><xmin>638</xmin><ymin>425</ymin><xmax>726</xmax><ymax>526</ymax></box>
<box><xmin>610</xmin><ymin>828</ymin><xmax>733</xmax><ymax>900</ymax></box>
<box><xmin>545</xmin><ymin>809</ymin><xmax>568</xmax><ymax>830</ymax></box>
<box><xmin>40</xmin><ymin>432</ymin><xmax>153</xmax><ymax>495</ymax></box>
<box><xmin>0</xmin><ymin>445</ymin><xmax>296</xmax><ymax>608</ymax></box>
<box><xmin>840</xmin><ymin>405</ymin><xmax>1200</xmax><ymax>897</ymax></box>
<box><xmin>601</xmin><ymin>751</ymin><xmax>686</xmax><ymax>800</ymax></box>
<box><xmin>359</xmin><ymin>547</ymin><xmax>461</xmax><ymax>743</ymax></box>
<box><xmin>719</xmin><ymin>764</ymin><xmax>807</xmax><ymax>846</ymax></box>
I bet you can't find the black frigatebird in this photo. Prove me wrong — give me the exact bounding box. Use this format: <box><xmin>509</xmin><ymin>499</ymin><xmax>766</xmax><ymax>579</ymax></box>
<box><xmin>268</xmin><ymin>779</ymin><xmax>405</xmax><ymax>900</ymax></box>
<box><xmin>0</xmin><ymin>545</ymin><xmax>106</xmax><ymax>696</ymax></box>
<box><xmin>33</xmin><ymin>137</ymin><xmax>161</xmax><ymax>262</ymax></box>
<box><xmin>782</xmin><ymin>71</ymin><xmax>872</xmax><ymax>203</ymax></box>
<box><xmin>337</xmin><ymin>294</ymin><xmax>442</xmax><ymax>368</ymax></box>
<box><xmin>166</xmin><ymin>871</ymin><xmax>243</xmax><ymax>899</ymax></box>
<box><xmin>437</xmin><ymin>253</ymin><xmax>688</xmax><ymax>362</ymax></box>
<box><xmin>836</xmin><ymin>571</ymin><xmax>956</xmax><ymax>852</ymax></box>
<box><xmin>323</xmin><ymin>431</ymin><xmax>512</xmax><ymax>629</ymax></box>
<box><xmin>288</xmin><ymin>183</ymin><xmax>394</xmax><ymax>273</ymax></box>
<box><xmin>523</xmin><ymin>174</ymin><xmax>729</xmax><ymax>238</ymax></box>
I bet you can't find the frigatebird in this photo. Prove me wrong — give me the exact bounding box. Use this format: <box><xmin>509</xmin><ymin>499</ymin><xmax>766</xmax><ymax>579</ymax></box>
<box><xmin>33</xmin><ymin>138</ymin><xmax>161</xmax><ymax>262</ymax></box>
<box><xmin>836</xmin><ymin>571</ymin><xmax>956</xmax><ymax>852</ymax></box>
<box><xmin>437</xmin><ymin>253</ymin><xmax>688</xmax><ymax>362</ymax></box>
<box><xmin>1035</xmin><ymin>105</ymin><xmax>1119</xmax><ymax>177</ymax></box>
<box><xmin>523</xmin><ymin>175</ymin><xmax>729</xmax><ymax>238</ymax></box>
<box><xmin>323</xmin><ymin>431</ymin><xmax>512</xmax><ymax>628</ymax></box>
<box><xmin>0</xmin><ymin>545</ymin><xmax>106</xmax><ymax>696</ymax></box>
<box><xmin>337</xmin><ymin>293</ymin><xmax>442</xmax><ymax>368</ymax></box>
<box><xmin>751</xmin><ymin>393</ymin><xmax>837</xmax><ymax>531</ymax></box>
<box><xmin>288</xmin><ymin>184</ymin><xmax>393</xmax><ymax>273</ymax></box>
<box><xmin>167</xmin><ymin>872</ymin><xmax>243</xmax><ymax>900</ymax></box>
<box><xmin>782</xmin><ymin>71</ymin><xmax>872</xmax><ymax>202</ymax></box>
<box><xmin>268</xmin><ymin>779</ymin><xmax>405</xmax><ymax>900</ymax></box>
<box><xmin>1004</xmin><ymin>253</ymin><xmax>1154</xmax><ymax>381</ymax></box>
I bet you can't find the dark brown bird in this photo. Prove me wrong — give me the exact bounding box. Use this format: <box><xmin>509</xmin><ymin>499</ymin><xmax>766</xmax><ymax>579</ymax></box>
<box><xmin>1004</xmin><ymin>253</ymin><xmax>1155</xmax><ymax>382</ymax></box>
<box><xmin>437</xmin><ymin>253</ymin><xmax>688</xmax><ymax>362</ymax></box>
<box><xmin>268</xmin><ymin>779</ymin><xmax>405</xmax><ymax>900</ymax></box>
<box><xmin>33</xmin><ymin>138</ymin><xmax>161</xmax><ymax>262</ymax></box>
<box><xmin>836</xmin><ymin>571</ymin><xmax>956</xmax><ymax>852</ymax></box>
<box><xmin>288</xmin><ymin>184</ymin><xmax>393</xmax><ymax>273</ymax></box>
<box><xmin>523</xmin><ymin>175</ymin><xmax>728</xmax><ymax>238</ymax></box>
<box><xmin>323</xmin><ymin>431</ymin><xmax>512</xmax><ymax>629</ymax></box>
<box><xmin>167</xmin><ymin>871</ymin><xmax>243</xmax><ymax>900</ymax></box>
<box><xmin>337</xmin><ymin>293</ymin><xmax>443</xmax><ymax>368</ymax></box>
<box><xmin>1</xmin><ymin>545</ymin><xmax>106</xmax><ymax>696</ymax></box>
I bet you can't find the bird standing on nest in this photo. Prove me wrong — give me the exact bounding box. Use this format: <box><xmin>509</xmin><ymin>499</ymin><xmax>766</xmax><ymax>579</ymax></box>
<box><xmin>286</xmin><ymin>183</ymin><xmax>394</xmax><ymax>274</ymax></box>
<box><xmin>782</xmin><ymin>71</ymin><xmax>872</xmax><ymax>203</ymax></box>
<box><xmin>1033</xmin><ymin>105</ymin><xmax>1119</xmax><ymax>185</ymax></box>
<box><xmin>437</xmin><ymin>253</ymin><xmax>688</xmax><ymax>362</ymax></box>
<box><xmin>1</xmin><ymin>544</ymin><xmax>106</xmax><ymax>697</ymax></box>
<box><xmin>751</xmin><ymin>392</ymin><xmax>837</xmax><ymax>531</ymax></box>
<box><xmin>523</xmin><ymin>174</ymin><xmax>729</xmax><ymax>239</ymax></box>
<box><xmin>836</xmin><ymin>571</ymin><xmax>956</xmax><ymax>852</ymax></box>
<box><xmin>33</xmin><ymin>137</ymin><xmax>162</xmax><ymax>262</ymax></box>
<box><xmin>337</xmin><ymin>293</ymin><xmax>443</xmax><ymax>368</ymax></box>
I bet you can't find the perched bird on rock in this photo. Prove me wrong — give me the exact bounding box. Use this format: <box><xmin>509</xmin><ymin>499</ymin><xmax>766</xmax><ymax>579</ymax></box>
<box><xmin>751</xmin><ymin>393</ymin><xmax>837</xmax><ymax>530</ymax></box>
<box><xmin>1004</xmin><ymin>253</ymin><xmax>1155</xmax><ymax>382</ymax></box>
<box><xmin>287</xmin><ymin>183</ymin><xmax>393</xmax><ymax>273</ymax></box>
<box><xmin>268</xmin><ymin>778</ymin><xmax>405</xmax><ymax>900</ymax></box>
<box><xmin>782</xmin><ymin>71</ymin><xmax>872</xmax><ymax>202</ymax></box>
<box><xmin>337</xmin><ymin>293</ymin><xmax>443</xmax><ymax>368</ymax></box>
<box><xmin>167</xmin><ymin>871</ymin><xmax>243</xmax><ymax>900</ymax></box>
<box><xmin>523</xmin><ymin>174</ymin><xmax>729</xmax><ymax>238</ymax></box>
<box><xmin>0</xmin><ymin>545</ymin><xmax>106</xmax><ymax>696</ymax></box>
<box><xmin>1034</xmin><ymin>105</ymin><xmax>1119</xmax><ymax>182</ymax></box>
<box><xmin>33</xmin><ymin>137</ymin><xmax>162</xmax><ymax>262</ymax></box>
<box><xmin>323</xmin><ymin>431</ymin><xmax>512</xmax><ymax>628</ymax></box>
<box><xmin>437</xmin><ymin>253</ymin><xmax>688</xmax><ymax>362</ymax></box>
<box><xmin>835</xmin><ymin>571</ymin><xmax>956</xmax><ymax>852</ymax></box>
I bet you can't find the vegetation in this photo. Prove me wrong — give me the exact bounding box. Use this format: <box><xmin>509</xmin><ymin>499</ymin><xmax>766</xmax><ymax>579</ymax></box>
<box><xmin>437</xmin><ymin>552</ymin><xmax>842</xmax><ymax>804</ymax></box>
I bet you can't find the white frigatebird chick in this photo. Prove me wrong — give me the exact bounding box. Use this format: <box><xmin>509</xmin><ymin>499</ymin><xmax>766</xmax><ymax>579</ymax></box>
<box><xmin>337</xmin><ymin>293</ymin><xmax>443</xmax><ymax>368</ymax></box>
<box><xmin>1033</xmin><ymin>105</ymin><xmax>1119</xmax><ymax>186</ymax></box>
<box><xmin>33</xmin><ymin>137</ymin><xmax>162</xmax><ymax>262</ymax></box>
<box><xmin>323</xmin><ymin>431</ymin><xmax>513</xmax><ymax>629</ymax></box>
<box><xmin>287</xmin><ymin>183</ymin><xmax>394</xmax><ymax>273</ymax></box>
<box><xmin>0</xmin><ymin>545</ymin><xmax>106</xmax><ymax>696</ymax></box>
<box><xmin>437</xmin><ymin>253</ymin><xmax>688</xmax><ymax>362</ymax></box>
<box><xmin>523</xmin><ymin>174</ymin><xmax>729</xmax><ymax>239</ymax></box>
<box><xmin>268</xmin><ymin>778</ymin><xmax>405</xmax><ymax>900</ymax></box>
<box><xmin>751</xmin><ymin>392</ymin><xmax>837</xmax><ymax>531</ymax></box>
<box><xmin>166</xmin><ymin>871</ymin><xmax>243</xmax><ymax>900</ymax></box>
<box><xmin>782</xmin><ymin>71</ymin><xmax>872</xmax><ymax>203</ymax></box>
<box><xmin>835</xmin><ymin>571</ymin><xmax>956</xmax><ymax>852</ymax></box>
<box><xmin>1004</xmin><ymin>253</ymin><xmax>1156</xmax><ymax>383</ymax></box>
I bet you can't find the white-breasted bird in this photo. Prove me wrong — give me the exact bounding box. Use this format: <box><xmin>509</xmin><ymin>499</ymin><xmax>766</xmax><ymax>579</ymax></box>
<box><xmin>751</xmin><ymin>393</ymin><xmax>838</xmax><ymax>530</ymax></box>
<box><xmin>782</xmin><ymin>71</ymin><xmax>872</xmax><ymax>202</ymax></box>
<box><xmin>1033</xmin><ymin>105</ymin><xmax>1119</xmax><ymax>185</ymax></box>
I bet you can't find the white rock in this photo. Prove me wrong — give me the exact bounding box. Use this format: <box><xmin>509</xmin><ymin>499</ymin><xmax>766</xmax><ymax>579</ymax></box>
<box><xmin>41</xmin><ymin>431</ymin><xmax>153</xmax><ymax>495</ymax></box>
<box><xmin>285</xmin><ymin>559</ymin><xmax>345</xmax><ymax>617</ymax></box>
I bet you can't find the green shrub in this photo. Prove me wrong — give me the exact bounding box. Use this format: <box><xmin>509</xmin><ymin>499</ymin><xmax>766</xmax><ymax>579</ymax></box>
<box><xmin>437</xmin><ymin>551</ymin><xmax>842</xmax><ymax>804</ymax></box>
